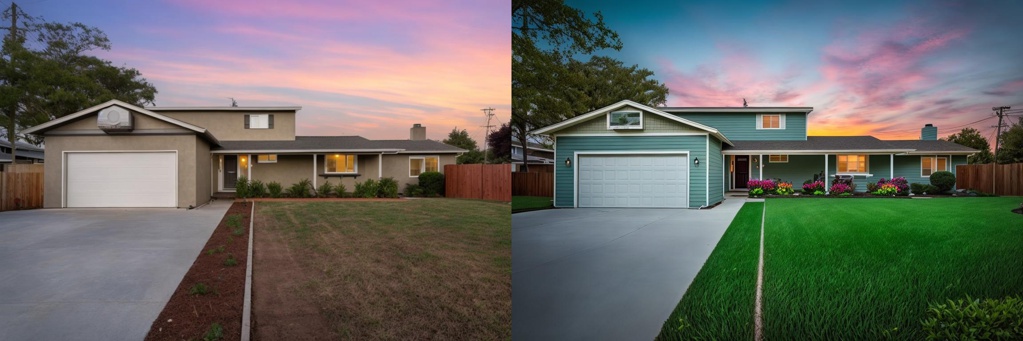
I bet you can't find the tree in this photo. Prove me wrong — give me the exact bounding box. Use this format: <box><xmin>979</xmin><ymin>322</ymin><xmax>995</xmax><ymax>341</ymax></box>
<box><xmin>442</xmin><ymin>127</ymin><xmax>477</xmax><ymax>151</ymax></box>
<box><xmin>944</xmin><ymin>127</ymin><xmax>993</xmax><ymax>164</ymax></box>
<box><xmin>488</xmin><ymin>123</ymin><xmax>511</xmax><ymax>162</ymax></box>
<box><xmin>456</xmin><ymin>149</ymin><xmax>487</xmax><ymax>164</ymax></box>
<box><xmin>0</xmin><ymin>7</ymin><xmax>157</xmax><ymax>158</ymax></box>
<box><xmin>565</xmin><ymin>56</ymin><xmax>668</xmax><ymax>114</ymax></box>
<box><xmin>996</xmin><ymin>117</ymin><xmax>1023</xmax><ymax>164</ymax></box>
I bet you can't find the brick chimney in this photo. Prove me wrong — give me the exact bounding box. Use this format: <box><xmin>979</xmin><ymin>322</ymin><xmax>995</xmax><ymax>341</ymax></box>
<box><xmin>410</xmin><ymin>123</ymin><xmax>426</xmax><ymax>141</ymax></box>
<box><xmin>921</xmin><ymin>124</ymin><xmax>937</xmax><ymax>140</ymax></box>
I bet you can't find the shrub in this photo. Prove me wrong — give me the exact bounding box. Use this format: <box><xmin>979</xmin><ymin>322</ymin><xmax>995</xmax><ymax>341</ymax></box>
<box><xmin>831</xmin><ymin>176</ymin><xmax>857</xmax><ymax>192</ymax></box>
<box><xmin>404</xmin><ymin>183</ymin><xmax>424</xmax><ymax>197</ymax></box>
<box><xmin>866</xmin><ymin>182</ymin><xmax>879</xmax><ymax>193</ymax></box>
<box><xmin>829</xmin><ymin>183</ymin><xmax>853</xmax><ymax>195</ymax></box>
<box><xmin>316</xmin><ymin>181</ymin><xmax>334</xmax><ymax>198</ymax></box>
<box><xmin>286</xmin><ymin>179</ymin><xmax>313</xmax><ymax>198</ymax></box>
<box><xmin>813</xmin><ymin>190</ymin><xmax>825</xmax><ymax>196</ymax></box>
<box><xmin>334</xmin><ymin>183</ymin><xmax>347</xmax><ymax>198</ymax></box>
<box><xmin>267</xmin><ymin>181</ymin><xmax>283</xmax><ymax>198</ymax></box>
<box><xmin>776</xmin><ymin>182</ymin><xmax>794</xmax><ymax>195</ymax></box>
<box><xmin>189</xmin><ymin>282</ymin><xmax>212</xmax><ymax>296</ymax></box>
<box><xmin>249</xmin><ymin>180</ymin><xmax>266</xmax><ymax>198</ymax></box>
<box><xmin>418</xmin><ymin>171</ymin><xmax>445</xmax><ymax>197</ymax></box>
<box><xmin>802</xmin><ymin>180</ymin><xmax>825</xmax><ymax>194</ymax></box>
<box><xmin>225</xmin><ymin>214</ymin><xmax>243</xmax><ymax>229</ymax></box>
<box><xmin>377</xmin><ymin>177</ymin><xmax>399</xmax><ymax>198</ymax></box>
<box><xmin>223</xmin><ymin>254</ymin><xmax>238</xmax><ymax>267</ymax></box>
<box><xmin>203</xmin><ymin>322</ymin><xmax>224</xmax><ymax>341</ymax></box>
<box><xmin>235</xmin><ymin>176</ymin><xmax>250</xmax><ymax>201</ymax></box>
<box><xmin>354</xmin><ymin>179</ymin><xmax>379</xmax><ymax>198</ymax></box>
<box><xmin>921</xmin><ymin>295</ymin><xmax>1023</xmax><ymax>340</ymax></box>
<box><xmin>872</xmin><ymin>183</ymin><xmax>898</xmax><ymax>196</ymax></box>
<box><xmin>747</xmin><ymin>179</ymin><xmax>776</xmax><ymax>197</ymax></box>
<box><xmin>887</xmin><ymin>177</ymin><xmax>910</xmax><ymax>193</ymax></box>
<box><xmin>930</xmin><ymin>171</ymin><xmax>956</xmax><ymax>193</ymax></box>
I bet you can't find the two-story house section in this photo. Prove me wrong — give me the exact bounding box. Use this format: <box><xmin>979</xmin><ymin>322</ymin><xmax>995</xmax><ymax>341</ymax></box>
<box><xmin>532</xmin><ymin>99</ymin><xmax>976</xmax><ymax>208</ymax></box>
<box><xmin>22</xmin><ymin>99</ymin><xmax>464</xmax><ymax>208</ymax></box>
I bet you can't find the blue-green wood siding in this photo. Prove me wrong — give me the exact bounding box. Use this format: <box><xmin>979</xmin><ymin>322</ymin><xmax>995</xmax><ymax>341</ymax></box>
<box><xmin>893</xmin><ymin>155</ymin><xmax>968</xmax><ymax>189</ymax></box>
<box><xmin>708</xmin><ymin>137</ymin><xmax>724</xmax><ymax>205</ymax></box>
<box><xmin>740</xmin><ymin>154</ymin><xmax>968</xmax><ymax>192</ymax></box>
<box><xmin>673</xmin><ymin>112</ymin><xmax>807</xmax><ymax>141</ymax></box>
<box><xmin>555</xmin><ymin>135</ymin><xmax>710</xmax><ymax>208</ymax></box>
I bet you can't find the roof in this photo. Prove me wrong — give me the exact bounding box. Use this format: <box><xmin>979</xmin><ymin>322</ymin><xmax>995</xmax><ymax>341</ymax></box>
<box><xmin>0</xmin><ymin>139</ymin><xmax>44</xmax><ymax>152</ymax></box>
<box><xmin>211</xmin><ymin>136</ymin><xmax>465</xmax><ymax>154</ymax></box>
<box><xmin>660</xmin><ymin>107</ymin><xmax>814</xmax><ymax>114</ymax></box>
<box><xmin>147</xmin><ymin>106</ymin><xmax>301</xmax><ymax>112</ymax></box>
<box><xmin>532</xmin><ymin>99</ymin><xmax>735</xmax><ymax>146</ymax></box>
<box><xmin>21</xmin><ymin>99</ymin><xmax>221</xmax><ymax>146</ymax></box>
<box><xmin>723</xmin><ymin>136</ymin><xmax>977</xmax><ymax>155</ymax></box>
<box><xmin>511</xmin><ymin>140</ymin><xmax>553</xmax><ymax>152</ymax></box>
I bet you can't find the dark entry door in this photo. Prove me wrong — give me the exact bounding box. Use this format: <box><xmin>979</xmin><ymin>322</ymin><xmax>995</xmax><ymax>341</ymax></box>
<box><xmin>224</xmin><ymin>155</ymin><xmax>238</xmax><ymax>189</ymax></box>
<box><xmin>734</xmin><ymin>156</ymin><xmax>750</xmax><ymax>188</ymax></box>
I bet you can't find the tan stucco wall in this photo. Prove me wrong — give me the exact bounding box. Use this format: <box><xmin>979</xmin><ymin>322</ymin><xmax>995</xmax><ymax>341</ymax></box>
<box><xmin>195</xmin><ymin>140</ymin><xmax>212</xmax><ymax>205</ymax></box>
<box><xmin>53</xmin><ymin>110</ymin><xmax>186</xmax><ymax>132</ymax></box>
<box><xmin>42</xmin><ymin>134</ymin><xmax>201</xmax><ymax>208</ymax></box>
<box><xmin>159</xmin><ymin>111</ymin><xmax>296</xmax><ymax>141</ymax></box>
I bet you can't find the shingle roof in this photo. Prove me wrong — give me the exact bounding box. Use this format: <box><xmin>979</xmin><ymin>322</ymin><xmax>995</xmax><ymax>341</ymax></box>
<box><xmin>212</xmin><ymin>136</ymin><xmax>463</xmax><ymax>153</ymax></box>
<box><xmin>0</xmin><ymin>140</ymin><xmax>44</xmax><ymax>152</ymax></box>
<box><xmin>882</xmin><ymin>140</ymin><xmax>978</xmax><ymax>153</ymax></box>
<box><xmin>725</xmin><ymin>136</ymin><xmax>977</xmax><ymax>154</ymax></box>
<box><xmin>0</xmin><ymin>150</ymin><xmax>44</xmax><ymax>160</ymax></box>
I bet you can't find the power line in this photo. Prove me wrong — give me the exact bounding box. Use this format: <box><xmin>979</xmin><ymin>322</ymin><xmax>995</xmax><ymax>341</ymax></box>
<box><xmin>481</xmin><ymin>107</ymin><xmax>495</xmax><ymax>163</ymax></box>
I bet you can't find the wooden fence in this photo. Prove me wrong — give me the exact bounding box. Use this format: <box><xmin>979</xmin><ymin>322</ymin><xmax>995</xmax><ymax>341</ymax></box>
<box><xmin>444</xmin><ymin>164</ymin><xmax>511</xmax><ymax>202</ymax></box>
<box><xmin>512</xmin><ymin>172</ymin><xmax>553</xmax><ymax>197</ymax></box>
<box><xmin>1</xmin><ymin>163</ymin><xmax>44</xmax><ymax>211</ymax></box>
<box><xmin>956</xmin><ymin>163</ymin><xmax>1023</xmax><ymax>196</ymax></box>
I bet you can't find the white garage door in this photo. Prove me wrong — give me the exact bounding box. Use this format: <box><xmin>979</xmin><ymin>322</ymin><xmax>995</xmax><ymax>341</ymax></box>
<box><xmin>578</xmin><ymin>154</ymin><xmax>688</xmax><ymax>208</ymax></box>
<box><xmin>66</xmin><ymin>152</ymin><xmax>177</xmax><ymax>207</ymax></box>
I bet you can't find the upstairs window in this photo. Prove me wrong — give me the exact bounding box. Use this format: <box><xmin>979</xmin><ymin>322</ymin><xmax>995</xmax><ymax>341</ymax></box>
<box><xmin>608</xmin><ymin>111</ymin><xmax>642</xmax><ymax>130</ymax></box>
<box><xmin>326</xmin><ymin>154</ymin><xmax>356</xmax><ymax>173</ymax></box>
<box><xmin>837</xmin><ymin>154</ymin><xmax>868</xmax><ymax>173</ymax></box>
<box><xmin>921</xmin><ymin>156</ymin><xmax>947</xmax><ymax>177</ymax></box>
<box><xmin>245</xmin><ymin>114</ymin><xmax>274</xmax><ymax>129</ymax></box>
<box><xmin>410</xmin><ymin>156</ymin><xmax>439</xmax><ymax>177</ymax></box>
<box><xmin>757</xmin><ymin>114</ymin><xmax>785</xmax><ymax>129</ymax></box>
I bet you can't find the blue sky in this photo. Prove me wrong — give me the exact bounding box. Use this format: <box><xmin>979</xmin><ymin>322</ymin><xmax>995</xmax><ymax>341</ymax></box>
<box><xmin>19</xmin><ymin>0</ymin><xmax>509</xmax><ymax>141</ymax></box>
<box><xmin>566</xmin><ymin>0</ymin><xmax>1023</xmax><ymax>140</ymax></box>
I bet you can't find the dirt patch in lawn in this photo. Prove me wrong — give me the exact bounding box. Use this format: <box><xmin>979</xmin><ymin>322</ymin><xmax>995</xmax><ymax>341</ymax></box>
<box><xmin>252</xmin><ymin>200</ymin><xmax>511</xmax><ymax>340</ymax></box>
<box><xmin>145</xmin><ymin>201</ymin><xmax>251</xmax><ymax>341</ymax></box>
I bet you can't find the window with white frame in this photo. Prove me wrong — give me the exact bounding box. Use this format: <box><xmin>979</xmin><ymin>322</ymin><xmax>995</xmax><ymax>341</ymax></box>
<box><xmin>257</xmin><ymin>154</ymin><xmax>277</xmax><ymax>163</ymax></box>
<box><xmin>245</xmin><ymin>114</ymin><xmax>273</xmax><ymax>129</ymax></box>
<box><xmin>409</xmin><ymin>156</ymin><xmax>439</xmax><ymax>177</ymax></box>
<box><xmin>921</xmin><ymin>156</ymin><xmax>947</xmax><ymax>177</ymax></box>
<box><xmin>325</xmin><ymin>154</ymin><xmax>356</xmax><ymax>173</ymax></box>
<box><xmin>757</xmin><ymin>114</ymin><xmax>785</xmax><ymax>129</ymax></box>
<box><xmin>769</xmin><ymin>155</ymin><xmax>788</xmax><ymax>163</ymax></box>
<box><xmin>608</xmin><ymin>111</ymin><xmax>642</xmax><ymax>129</ymax></box>
<box><xmin>837</xmin><ymin>154</ymin><xmax>868</xmax><ymax>173</ymax></box>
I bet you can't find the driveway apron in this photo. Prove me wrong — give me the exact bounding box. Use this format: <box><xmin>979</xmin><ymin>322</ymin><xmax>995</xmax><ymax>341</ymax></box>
<box><xmin>0</xmin><ymin>201</ymin><xmax>230</xmax><ymax>341</ymax></box>
<box><xmin>512</xmin><ymin>199</ymin><xmax>745</xmax><ymax>341</ymax></box>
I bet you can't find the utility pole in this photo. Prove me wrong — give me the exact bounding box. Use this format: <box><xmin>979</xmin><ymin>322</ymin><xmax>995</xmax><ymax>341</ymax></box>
<box><xmin>991</xmin><ymin>106</ymin><xmax>1010</xmax><ymax>194</ymax></box>
<box><xmin>481</xmin><ymin>107</ymin><xmax>495</xmax><ymax>164</ymax></box>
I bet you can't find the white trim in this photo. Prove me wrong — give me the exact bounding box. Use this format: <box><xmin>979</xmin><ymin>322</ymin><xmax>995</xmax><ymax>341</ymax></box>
<box><xmin>147</xmin><ymin>106</ymin><xmax>301</xmax><ymax>111</ymax></box>
<box><xmin>756</xmin><ymin>114</ymin><xmax>785</xmax><ymax>130</ymax></box>
<box><xmin>836</xmin><ymin>154</ymin><xmax>869</xmax><ymax>173</ymax></box>
<box><xmin>23</xmin><ymin>99</ymin><xmax>207</xmax><ymax>135</ymax></box>
<box><xmin>394</xmin><ymin>150</ymin><xmax>463</xmax><ymax>154</ymax></box>
<box><xmin>62</xmin><ymin>150</ymin><xmax>179</xmax><ymax>208</ymax></box>
<box><xmin>824</xmin><ymin>154</ymin><xmax>829</xmax><ymax>194</ymax></box>
<box><xmin>662</xmin><ymin>107</ymin><xmax>813</xmax><ymax>113</ymax></box>
<box><xmin>408</xmin><ymin>155</ymin><xmax>440</xmax><ymax>177</ymax></box>
<box><xmin>573</xmin><ymin>151</ymin><xmax>691</xmax><ymax>208</ymax></box>
<box><xmin>532</xmin><ymin>99</ymin><xmax>734</xmax><ymax>146</ymax></box>
<box><xmin>901</xmin><ymin>151</ymin><xmax>976</xmax><ymax>155</ymax></box>
<box><xmin>313</xmin><ymin>154</ymin><xmax>318</xmax><ymax>188</ymax></box>
<box><xmin>324</xmin><ymin>153</ymin><xmax>358</xmax><ymax>174</ymax></box>
<box><xmin>212</xmin><ymin>148</ymin><xmax>401</xmax><ymax>154</ymax></box>
<box><xmin>768</xmin><ymin>155</ymin><xmax>789</xmax><ymax>163</ymax></box>
<box><xmin>607</xmin><ymin>110</ymin><xmax>643</xmax><ymax>130</ymax></box>
<box><xmin>759</xmin><ymin>154</ymin><xmax>763</xmax><ymax>180</ymax></box>
<box><xmin>247</xmin><ymin>114</ymin><xmax>270</xmax><ymax>129</ymax></box>
<box><xmin>890</xmin><ymin>154</ymin><xmax>894</xmax><ymax>180</ymax></box>
<box><xmin>724</xmin><ymin>149</ymin><xmax>912</xmax><ymax>155</ymax></box>
<box><xmin>920</xmin><ymin>155</ymin><xmax>949</xmax><ymax>177</ymax></box>
<box><xmin>378</xmin><ymin>153</ymin><xmax>383</xmax><ymax>179</ymax></box>
<box><xmin>246</xmin><ymin>154</ymin><xmax>251</xmax><ymax>180</ymax></box>
<box><xmin>705</xmin><ymin>136</ymin><xmax>710</xmax><ymax>207</ymax></box>
<box><xmin>552</xmin><ymin>132</ymin><xmax>710</xmax><ymax>137</ymax></box>
<box><xmin>553</xmin><ymin>136</ymin><xmax>558</xmax><ymax>207</ymax></box>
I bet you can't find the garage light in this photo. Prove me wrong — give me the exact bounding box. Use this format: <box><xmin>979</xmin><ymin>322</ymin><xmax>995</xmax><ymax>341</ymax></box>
<box><xmin>694</xmin><ymin>157</ymin><xmax>700</xmax><ymax>166</ymax></box>
<box><xmin>565</xmin><ymin>157</ymin><xmax>572</xmax><ymax>167</ymax></box>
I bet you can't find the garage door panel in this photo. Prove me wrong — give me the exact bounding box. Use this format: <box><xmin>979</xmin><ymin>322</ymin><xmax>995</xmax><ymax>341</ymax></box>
<box><xmin>67</xmin><ymin>152</ymin><xmax>177</xmax><ymax>208</ymax></box>
<box><xmin>578</xmin><ymin>154</ymin><xmax>688</xmax><ymax>208</ymax></box>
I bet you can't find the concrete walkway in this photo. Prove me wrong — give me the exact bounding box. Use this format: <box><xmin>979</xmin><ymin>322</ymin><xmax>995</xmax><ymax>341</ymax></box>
<box><xmin>512</xmin><ymin>199</ymin><xmax>746</xmax><ymax>341</ymax></box>
<box><xmin>0</xmin><ymin>201</ymin><xmax>230</xmax><ymax>341</ymax></box>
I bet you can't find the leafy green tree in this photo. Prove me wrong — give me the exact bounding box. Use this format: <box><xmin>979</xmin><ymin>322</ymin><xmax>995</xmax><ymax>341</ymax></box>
<box><xmin>442</xmin><ymin>127</ymin><xmax>477</xmax><ymax>151</ymax></box>
<box><xmin>0</xmin><ymin>9</ymin><xmax>157</xmax><ymax>158</ymax></box>
<box><xmin>456</xmin><ymin>149</ymin><xmax>487</xmax><ymax>164</ymax></box>
<box><xmin>944</xmin><ymin>127</ymin><xmax>993</xmax><ymax>164</ymax></box>
<box><xmin>488</xmin><ymin>123</ymin><xmax>512</xmax><ymax>162</ymax></box>
<box><xmin>996</xmin><ymin>117</ymin><xmax>1023</xmax><ymax>164</ymax></box>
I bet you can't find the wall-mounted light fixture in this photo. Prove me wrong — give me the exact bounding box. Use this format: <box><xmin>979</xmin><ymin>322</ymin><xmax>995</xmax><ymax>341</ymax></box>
<box><xmin>565</xmin><ymin>157</ymin><xmax>572</xmax><ymax>167</ymax></box>
<box><xmin>694</xmin><ymin>157</ymin><xmax>700</xmax><ymax>166</ymax></box>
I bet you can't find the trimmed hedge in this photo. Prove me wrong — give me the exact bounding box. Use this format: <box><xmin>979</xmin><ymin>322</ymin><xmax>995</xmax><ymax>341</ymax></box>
<box><xmin>418</xmin><ymin>171</ymin><xmax>445</xmax><ymax>197</ymax></box>
<box><xmin>930</xmin><ymin>171</ymin><xmax>956</xmax><ymax>194</ymax></box>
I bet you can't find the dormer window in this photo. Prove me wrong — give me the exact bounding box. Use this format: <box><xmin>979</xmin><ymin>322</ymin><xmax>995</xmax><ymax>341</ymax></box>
<box><xmin>245</xmin><ymin>114</ymin><xmax>274</xmax><ymax>129</ymax></box>
<box><xmin>757</xmin><ymin>114</ymin><xmax>785</xmax><ymax>130</ymax></box>
<box><xmin>608</xmin><ymin>111</ymin><xmax>642</xmax><ymax>130</ymax></box>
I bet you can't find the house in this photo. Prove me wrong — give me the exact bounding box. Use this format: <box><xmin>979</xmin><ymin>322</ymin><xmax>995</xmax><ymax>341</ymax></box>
<box><xmin>0</xmin><ymin>139</ymin><xmax>45</xmax><ymax>163</ymax></box>
<box><xmin>511</xmin><ymin>140</ymin><xmax>554</xmax><ymax>172</ymax></box>
<box><xmin>532</xmin><ymin>99</ymin><xmax>977</xmax><ymax>208</ymax></box>
<box><xmin>22</xmin><ymin>99</ymin><xmax>463</xmax><ymax>208</ymax></box>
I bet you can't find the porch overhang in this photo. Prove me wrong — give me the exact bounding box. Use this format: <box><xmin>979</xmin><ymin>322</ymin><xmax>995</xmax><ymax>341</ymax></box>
<box><xmin>722</xmin><ymin>149</ymin><xmax>912</xmax><ymax>155</ymax></box>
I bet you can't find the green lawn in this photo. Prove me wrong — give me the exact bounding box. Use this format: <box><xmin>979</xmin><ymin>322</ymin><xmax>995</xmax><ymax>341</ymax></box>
<box><xmin>658</xmin><ymin>197</ymin><xmax>1023</xmax><ymax>340</ymax></box>
<box><xmin>512</xmin><ymin>196</ymin><xmax>552</xmax><ymax>211</ymax></box>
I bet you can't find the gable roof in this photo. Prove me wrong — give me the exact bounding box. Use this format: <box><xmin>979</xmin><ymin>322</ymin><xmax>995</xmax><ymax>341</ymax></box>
<box><xmin>724</xmin><ymin>136</ymin><xmax>977</xmax><ymax>155</ymax></box>
<box><xmin>661</xmin><ymin>107</ymin><xmax>814</xmax><ymax>114</ymax></box>
<box><xmin>212</xmin><ymin>136</ymin><xmax>464</xmax><ymax>154</ymax></box>
<box><xmin>531</xmin><ymin>100</ymin><xmax>734</xmax><ymax>146</ymax></box>
<box><xmin>21</xmin><ymin>99</ymin><xmax>221</xmax><ymax>146</ymax></box>
<box><xmin>147</xmin><ymin>106</ymin><xmax>302</xmax><ymax>112</ymax></box>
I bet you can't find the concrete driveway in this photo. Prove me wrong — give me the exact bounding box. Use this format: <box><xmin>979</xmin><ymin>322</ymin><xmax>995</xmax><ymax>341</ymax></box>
<box><xmin>0</xmin><ymin>201</ymin><xmax>231</xmax><ymax>341</ymax></box>
<box><xmin>512</xmin><ymin>199</ymin><xmax>746</xmax><ymax>341</ymax></box>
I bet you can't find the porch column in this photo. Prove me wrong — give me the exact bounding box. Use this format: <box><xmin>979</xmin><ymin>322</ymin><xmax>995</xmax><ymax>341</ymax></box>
<box><xmin>758</xmin><ymin>154</ymin><xmax>763</xmax><ymax>180</ymax></box>
<box><xmin>379</xmin><ymin>153</ymin><xmax>383</xmax><ymax>179</ymax></box>
<box><xmin>247</xmin><ymin>155</ymin><xmax>252</xmax><ymax>180</ymax></box>
<box><xmin>824</xmin><ymin>154</ymin><xmax>829</xmax><ymax>194</ymax></box>
<box><xmin>890</xmin><ymin>154</ymin><xmax>894</xmax><ymax>179</ymax></box>
<box><xmin>949</xmin><ymin>154</ymin><xmax>953</xmax><ymax>175</ymax></box>
<box><xmin>313</xmin><ymin>154</ymin><xmax>318</xmax><ymax>188</ymax></box>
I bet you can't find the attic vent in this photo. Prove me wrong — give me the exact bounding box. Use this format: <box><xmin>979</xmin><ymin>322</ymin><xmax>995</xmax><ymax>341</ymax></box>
<box><xmin>98</xmin><ymin>107</ymin><xmax>133</xmax><ymax>132</ymax></box>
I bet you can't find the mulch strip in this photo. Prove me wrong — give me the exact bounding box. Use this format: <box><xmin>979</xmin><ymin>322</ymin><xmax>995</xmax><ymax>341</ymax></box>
<box><xmin>145</xmin><ymin>201</ymin><xmax>251</xmax><ymax>341</ymax></box>
<box><xmin>248</xmin><ymin>198</ymin><xmax>406</xmax><ymax>202</ymax></box>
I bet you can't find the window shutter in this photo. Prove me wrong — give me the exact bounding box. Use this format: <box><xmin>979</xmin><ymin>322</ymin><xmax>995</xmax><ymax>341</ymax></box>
<box><xmin>269</xmin><ymin>114</ymin><xmax>274</xmax><ymax>129</ymax></box>
<box><xmin>244</xmin><ymin>114</ymin><xmax>250</xmax><ymax>129</ymax></box>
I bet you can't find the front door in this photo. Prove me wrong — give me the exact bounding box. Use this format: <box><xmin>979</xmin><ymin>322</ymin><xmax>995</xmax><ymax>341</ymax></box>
<box><xmin>734</xmin><ymin>155</ymin><xmax>749</xmax><ymax>188</ymax></box>
<box><xmin>224</xmin><ymin>155</ymin><xmax>238</xmax><ymax>189</ymax></box>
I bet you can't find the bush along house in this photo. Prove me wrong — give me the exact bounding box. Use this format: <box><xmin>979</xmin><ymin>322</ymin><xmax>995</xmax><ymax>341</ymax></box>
<box><xmin>532</xmin><ymin>99</ymin><xmax>977</xmax><ymax>208</ymax></box>
<box><xmin>22</xmin><ymin>99</ymin><xmax>464</xmax><ymax>208</ymax></box>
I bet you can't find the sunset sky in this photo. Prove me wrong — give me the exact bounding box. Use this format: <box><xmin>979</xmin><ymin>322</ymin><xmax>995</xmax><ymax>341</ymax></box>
<box><xmin>25</xmin><ymin>0</ymin><xmax>510</xmax><ymax>142</ymax></box>
<box><xmin>567</xmin><ymin>0</ymin><xmax>1023</xmax><ymax>141</ymax></box>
